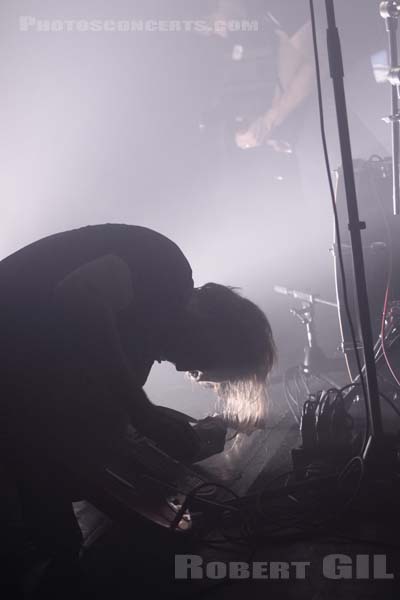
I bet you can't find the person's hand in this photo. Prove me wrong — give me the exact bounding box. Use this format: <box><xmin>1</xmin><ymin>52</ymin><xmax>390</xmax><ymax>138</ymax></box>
<box><xmin>235</xmin><ymin>109</ymin><xmax>279</xmax><ymax>150</ymax></box>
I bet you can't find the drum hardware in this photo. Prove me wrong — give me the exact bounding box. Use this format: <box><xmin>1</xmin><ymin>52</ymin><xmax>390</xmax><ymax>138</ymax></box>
<box><xmin>274</xmin><ymin>285</ymin><xmax>344</xmax><ymax>424</ymax></box>
<box><xmin>379</xmin><ymin>300</ymin><xmax>400</xmax><ymax>389</ymax></box>
<box><xmin>339</xmin><ymin>341</ymin><xmax>364</xmax><ymax>354</ymax></box>
<box><xmin>380</xmin><ymin>0</ymin><xmax>400</xmax><ymax>214</ymax></box>
<box><xmin>333</xmin><ymin>158</ymin><xmax>400</xmax><ymax>383</ymax></box>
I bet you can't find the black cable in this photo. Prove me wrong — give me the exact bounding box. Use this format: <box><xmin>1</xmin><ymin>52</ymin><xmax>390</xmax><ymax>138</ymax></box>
<box><xmin>171</xmin><ymin>481</ymin><xmax>241</xmax><ymax>531</ymax></box>
<box><xmin>238</xmin><ymin>446</ymin><xmax>366</xmax><ymax>538</ymax></box>
<box><xmin>140</xmin><ymin>474</ymin><xmax>240</xmax><ymax>515</ymax></box>
<box><xmin>309</xmin><ymin>0</ymin><xmax>370</xmax><ymax>453</ymax></box>
<box><xmin>340</xmin><ymin>381</ymin><xmax>400</xmax><ymax>419</ymax></box>
<box><xmin>339</xmin><ymin>382</ymin><xmax>360</xmax><ymax>395</ymax></box>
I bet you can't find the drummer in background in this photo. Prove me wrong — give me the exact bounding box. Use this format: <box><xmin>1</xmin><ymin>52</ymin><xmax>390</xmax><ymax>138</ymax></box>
<box><xmin>202</xmin><ymin>0</ymin><xmax>390</xmax><ymax>364</ymax></box>
<box><xmin>206</xmin><ymin>1</ymin><xmax>389</xmax><ymax>165</ymax></box>
<box><xmin>203</xmin><ymin>0</ymin><xmax>314</xmax><ymax>151</ymax></box>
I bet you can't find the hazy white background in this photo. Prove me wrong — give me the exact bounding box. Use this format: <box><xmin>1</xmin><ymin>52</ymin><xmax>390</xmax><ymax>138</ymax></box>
<box><xmin>0</xmin><ymin>1</ymin><xmax>391</xmax><ymax>417</ymax></box>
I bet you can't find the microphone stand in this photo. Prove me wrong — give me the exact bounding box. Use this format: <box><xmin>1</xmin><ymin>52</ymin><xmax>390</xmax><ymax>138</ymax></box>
<box><xmin>380</xmin><ymin>1</ymin><xmax>400</xmax><ymax>215</ymax></box>
<box><xmin>324</xmin><ymin>0</ymin><xmax>390</xmax><ymax>468</ymax></box>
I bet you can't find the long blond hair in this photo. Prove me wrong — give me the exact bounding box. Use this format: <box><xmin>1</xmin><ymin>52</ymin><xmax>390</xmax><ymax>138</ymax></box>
<box><xmin>214</xmin><ymin>374</ymin><xmax>270</xmax><ymax>433</ymax></box>
<box><xmin>193</xmin><ymin>283</ymin><xmax>276</xmax><ymax>433</ymax></box>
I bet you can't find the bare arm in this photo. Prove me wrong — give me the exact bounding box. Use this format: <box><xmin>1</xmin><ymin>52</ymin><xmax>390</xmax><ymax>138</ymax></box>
<box><xmin>271</xmin><ymin>22</ymin><xmax>314</xmax><ymax>126</ymax></box>
<box><xmin>236</xmin><ymin>22</ymin><xmax>315</xmax><ymax>149</ymax></box>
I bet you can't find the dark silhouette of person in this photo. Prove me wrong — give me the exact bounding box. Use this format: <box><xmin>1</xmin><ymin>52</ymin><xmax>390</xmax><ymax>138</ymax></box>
<box><xmin>0</xmin><ymin>223</ymin><xmax>275</xmax><ymax>591</ymax></box>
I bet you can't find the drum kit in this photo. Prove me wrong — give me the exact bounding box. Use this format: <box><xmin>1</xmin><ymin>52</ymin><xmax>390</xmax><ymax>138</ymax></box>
<box><xmin>273</xmin><ymin>156</ymin><xmax>400</xmax><ymax>423</ymax></box>
<box><xmin>334</xmin><ymin>158</ymin><xmax>400</xmax><ymax>386</ymax></box>
<box><xmin>271</xmin><ymin>2</ymin><xmax>400</xmax><ymax>441</ymax></box>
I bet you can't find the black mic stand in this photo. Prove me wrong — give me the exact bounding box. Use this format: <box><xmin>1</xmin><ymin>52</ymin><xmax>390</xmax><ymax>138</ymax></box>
<box><xmin>324</xmin><ymin>0</ymin><xmax>397</xmax><ymax>472</ymax></box>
